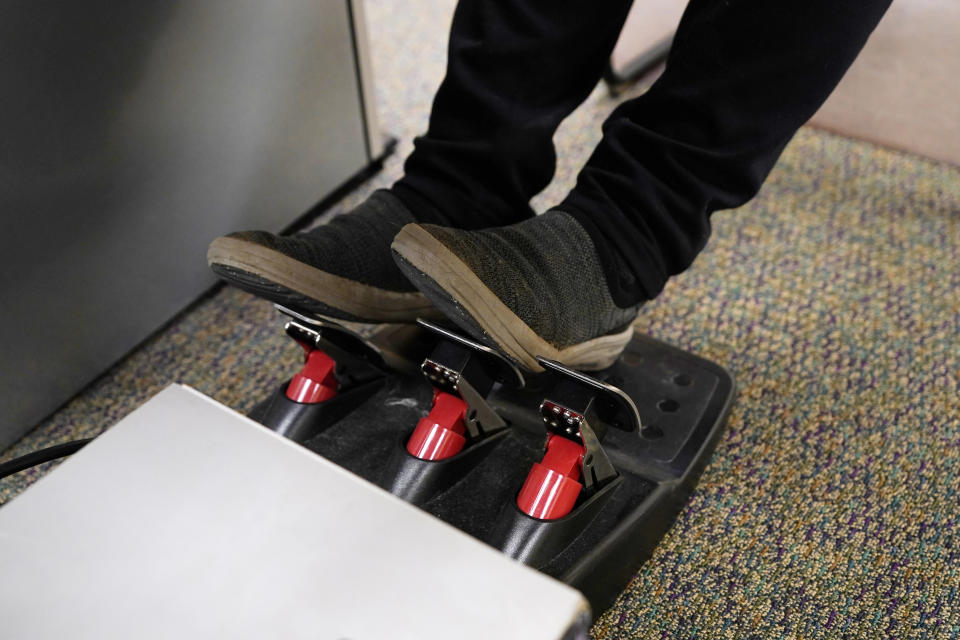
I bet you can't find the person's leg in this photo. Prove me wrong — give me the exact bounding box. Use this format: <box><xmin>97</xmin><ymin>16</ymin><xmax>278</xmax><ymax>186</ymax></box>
<box><xmin>208</xmin><ymin>0</ymin><xmax>633</xmax><ymax>322</ymax></box>
<box><xmin>393</xmin><ymin>0</ymin><xmax>634</xmax><ymax>228</ymax></box>
<box><xmin>394</xmin><ymin>0</ymin><xmax>893</xmax><ymax>369</ymax></box>
<box><xmin>562</xmin><ymin>0</ymin><xmax>894</xmax><ymax>306</ymax></box>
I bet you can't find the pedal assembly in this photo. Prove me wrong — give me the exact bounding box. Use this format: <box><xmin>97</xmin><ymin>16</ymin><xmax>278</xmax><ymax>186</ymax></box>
<box><xmin>251</xmin><ymin>305</ymin><xmax>735</xmax><ymax>613</ymax></box>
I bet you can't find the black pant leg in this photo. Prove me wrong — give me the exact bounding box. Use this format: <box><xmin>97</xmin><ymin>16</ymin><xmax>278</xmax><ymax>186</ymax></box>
<box><xmin>392</xmin><ymin>0</ymin><xmax>633</xmax><ymax>229</ymax></box>
<box><xmin>560</xmin><ymin>0</ymin><xmax>893</xmax><ymax>305</ymax></box>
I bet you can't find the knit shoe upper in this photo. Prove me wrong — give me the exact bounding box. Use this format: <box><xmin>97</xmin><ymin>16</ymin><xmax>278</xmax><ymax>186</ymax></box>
<box><xmin>391</xmin><ymin>211</ymin><xmax>639</xmax><ymax>371</ymax></box>
<box><xmin>207</xmin><ymin>190</ymin><xmax>439</xmax><ymax>323</ymax></box>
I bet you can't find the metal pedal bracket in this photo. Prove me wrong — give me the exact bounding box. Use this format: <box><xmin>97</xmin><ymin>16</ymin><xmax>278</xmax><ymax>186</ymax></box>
<box><xmin>417</xmin><ymin>320</ymin><xmax>524</xmax><ymax>440</ymax></box>
<box><xmin>277</xmin><ymin>305</ymin><xmax>391</xmax><ymax>379</ymax></box>
<box><xmin>536</xmin><ymin>356</ymin><xmax>642</xmax><ymax>490</ymax></box>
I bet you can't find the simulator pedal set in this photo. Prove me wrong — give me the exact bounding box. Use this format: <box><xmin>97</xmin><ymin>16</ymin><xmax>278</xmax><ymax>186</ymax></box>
<box><xmin>251</xmin><ymin>305</ymin><xmax>735</xmax><ymax>613</ymax></box>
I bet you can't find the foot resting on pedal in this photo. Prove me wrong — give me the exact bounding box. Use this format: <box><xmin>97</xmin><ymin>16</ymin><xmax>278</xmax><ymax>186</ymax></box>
<box><xmin>207</xmin><ymin>190</ymin><xmax>441</xmax><ymax>323</ymax></box>
<box><xmin>391</xmin><ymin>211</ymin><xmax>639</xmax><ymax>372</ymax></box>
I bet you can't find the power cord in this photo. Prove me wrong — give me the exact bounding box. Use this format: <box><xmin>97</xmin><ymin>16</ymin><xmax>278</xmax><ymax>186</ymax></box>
<box><xmin>0</xmin><ymin>439</ymin><xmax>92</xmax><ymax>481</ymax></box>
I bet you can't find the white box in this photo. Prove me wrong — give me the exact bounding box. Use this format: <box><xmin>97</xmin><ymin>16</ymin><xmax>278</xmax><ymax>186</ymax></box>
<box><xmin>0</xmin><ymin>385</ymin><xmax>589</xmax><ymax>639</ymax></box>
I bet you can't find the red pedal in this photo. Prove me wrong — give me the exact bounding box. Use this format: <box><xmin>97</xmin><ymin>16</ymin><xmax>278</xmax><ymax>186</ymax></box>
<box><xmin>517</xmin><ymin>434</ymin><xmax>585</xmax><ymax>520</ymax></box>
<box><xmin>406</xmin><ymin>390</ymin><xmax>468</xmax><ymax>461</ymax></box>
<box><xmin>286</xmin><ymin>348</ymin><xmax>339</xmax><ymax>404</ymax></box>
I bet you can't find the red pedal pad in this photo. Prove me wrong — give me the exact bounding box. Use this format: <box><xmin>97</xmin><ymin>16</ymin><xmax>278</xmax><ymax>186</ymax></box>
<box><xmin>286</xmin><ymin>348</ymin><xmax>339</xmax><ymax>404</ymax></box>
<box><xmin>517</xmin><ymin>434</ymin><xmax>585</xmax><ymax>520</ymax></box>
<box><xmin>407</xmin><ymin>391</ymin><xmax>468</xmax><ymax>461</ymax></box>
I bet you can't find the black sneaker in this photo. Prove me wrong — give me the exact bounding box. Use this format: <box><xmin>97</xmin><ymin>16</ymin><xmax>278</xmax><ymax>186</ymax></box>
<box><xmin>391</xmin><ymin>211</ymin><xmax>639</xmax><ymax>372</ymax></box>
<box><xmin>207</xmin><ymin>190</ymin><xmax>441</xmax><ymax>323</ymax></box>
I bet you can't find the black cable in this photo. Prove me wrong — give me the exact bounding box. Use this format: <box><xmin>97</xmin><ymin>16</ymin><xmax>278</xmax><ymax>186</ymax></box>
<box><xmin>0</xmin><ymin>439</ymin><xmax>93</xmax><ymax>481</ymax></box>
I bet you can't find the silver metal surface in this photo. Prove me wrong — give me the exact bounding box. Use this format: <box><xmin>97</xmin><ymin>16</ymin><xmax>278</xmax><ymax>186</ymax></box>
<box><xmin>455</xmin><ymin>375</ymin><xmax>508</xmax><ymax>439</ymax></box>
<box><xmin>417</xmin><ymin>319</ymin><xmax>525</xmax><ymax>388</ymax></box>
<box><xmin>536</xmin><ymin>357</ymin><xmax>643</xmax><ymax>432</ymax></box>
<box><xmin>277</xmin><ymin>304</ymin><xmax>431</xmax><ymax>374</ymax></box>
<box><xmin>275</xmin><ymin>304</ymin><xmax>338</xmax><ymax>329</ymax></box>
<box><xmin>0</xmin><ymin>0</ymin><xmax>376</xmax><ymax>447</ymax></box>
<box><xmin>577</xmin><ymin>420</ymin><xmax>618</xmax><ymax>489</ymax></box>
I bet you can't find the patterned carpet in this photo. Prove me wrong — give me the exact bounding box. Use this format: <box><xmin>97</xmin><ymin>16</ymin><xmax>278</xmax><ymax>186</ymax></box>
<box><xmin>3</xmin><ymin>1</ymin><xmax>959</xmax><ymax>638</ymax></box>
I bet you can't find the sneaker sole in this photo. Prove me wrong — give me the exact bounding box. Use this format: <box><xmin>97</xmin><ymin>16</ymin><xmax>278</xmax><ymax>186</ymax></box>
<box><xmin>208</xmin><ymin>235</ymin><xmax>442</xmax><ymax>323</ymax></box>
<box><xmin>392</xmin><ymin>225</ymin><xmax>635</xmax><ymax>372</ymax></box>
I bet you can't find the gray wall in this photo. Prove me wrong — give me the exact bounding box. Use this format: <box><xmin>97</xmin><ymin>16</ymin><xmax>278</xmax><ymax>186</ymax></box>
<box><xmin>0</xmin><ymin>0</ymin><xmax>376</xmax><ymax>448</ymax></box>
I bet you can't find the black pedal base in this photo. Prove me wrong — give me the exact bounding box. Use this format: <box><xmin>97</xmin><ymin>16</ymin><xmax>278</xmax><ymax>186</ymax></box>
<box><xmin>274</xmin><ymin>331</ymin><xmax>735</xmax><ymax>614</ymax></box>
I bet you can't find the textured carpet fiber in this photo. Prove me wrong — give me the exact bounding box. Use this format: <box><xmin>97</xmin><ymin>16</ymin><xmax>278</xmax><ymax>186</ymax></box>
<box><xmin>3</xmin><ymin>1</ymin><xmax>959</xmax><ymax>638</ymax></box>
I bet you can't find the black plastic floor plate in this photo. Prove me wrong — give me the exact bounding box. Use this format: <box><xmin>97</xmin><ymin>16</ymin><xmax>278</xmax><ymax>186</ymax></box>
<box><xmin>268</xmin><ymin>332</ymin><xmax>735</xmax><ymax>614</ymax></box>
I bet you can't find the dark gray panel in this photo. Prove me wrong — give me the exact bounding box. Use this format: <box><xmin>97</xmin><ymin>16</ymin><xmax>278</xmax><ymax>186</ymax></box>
<box><xmin>0</xmin><ymin>0</ymin><xmax>371</xmax><ymax>446</ymax></box>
